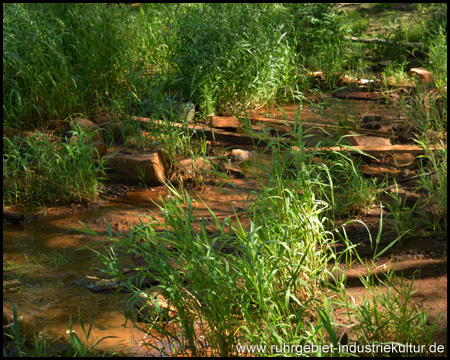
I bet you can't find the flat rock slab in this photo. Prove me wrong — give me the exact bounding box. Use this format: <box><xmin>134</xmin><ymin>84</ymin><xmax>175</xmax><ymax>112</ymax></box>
<box><xmin>175</xmin><ymin>157</ymin><xmax>212</xmax><ymax>177</ymax></box>
<box><xmin>211</xmin><ymin>159</ymin><xmax>244</xmax><ymax>178</ymax></box>
<box><xmin>72</xmin><ymin>117</ymin><xmax>104</xmax><ymax>142</ymax></box>
<box><xmin>333</xmin><ymin>92</ymin><xmax>381</xmax><ymax>101</ymax></box>
<box><xmin>294</xmin><ymin>144</ymin><xmax>446</xmax><ymax>156</ymax></box>
<box><xmin>359</xmin><ymin>164</ymin><xmax>401</xmax><ymax>178</ymax></box>
<box><xmin>210</xmin><ymin>116</ymin><xmax>242</xmax><ymax>129</ymax></box>
<box><xmin>127</xmin><ymin>116</ymin><xmax>277</xmax><ymax>146</ymax></box>
<box><xmin>230</xmin><ymin>149</ymin><xmax>255</xmax><ymax>160</ymax></box>
<box><xmin>49</xmin><ymin>117</ymin><xmax>104</xmax><ymax>143</ymax></box>
<box><xmin>347</xmin><ymin>131</ymin><xmax>392</xmax><ymax>147</ymax></box>
<box><xmin>407</xmin><ymin>68</ymin><xmax>434</xmax><ymax>84</ymax></box>
<box><xmin>105</xmin><ymin>148</ymin><xmax>168</xmax><ymax>184</ymax></box>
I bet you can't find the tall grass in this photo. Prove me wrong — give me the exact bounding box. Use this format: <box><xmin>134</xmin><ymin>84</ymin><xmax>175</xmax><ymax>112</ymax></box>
<box><xmin>81</xmin><ymin>120</ymin><xmax>436</xmax><ymax>356</ymax></box>
<box><xmin>4</xmin><ymin>3</ymin><xmax>359</xmax><ymax>126</ymax></box>
<box><xmin>288</xmin><ymin>4</ymin><xmax>353</xmax><ymax>72</ymax></box>
<box><xmin>92</xmin><ymin>180</ymin><xmax>337</xmax><ymax>356</ymax></box>
<box><xmin>3</xmin><ymin>306</ymin><xmax>116</xmax><ymax>357</ymax></box>
<box><xmin>4</xmin><ymin>4</ymin><xmax>446</xmax><ymax>355</ymax></box>
<box><xmin>3</xmin><ymin>124</ymin><xmax>107</xmax><ymax>206</ymax></box>
<box><xmin>3</xmin><ymin>4</ymin><xmax>134</xmax><ymax>126</ymax></box>
<box><xmin>167</xmin><ymin>4</ymin><xmax>300</xmax><ymax>116</ymax></box>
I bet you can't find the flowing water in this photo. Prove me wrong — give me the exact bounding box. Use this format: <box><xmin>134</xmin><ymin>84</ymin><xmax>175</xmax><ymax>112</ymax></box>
<box><xmin>3</xmin><ymin>152</ymin><xmax>272</xmax><ymax>356</ymax></box>
<box><xmin>3</xmin><ymin>98</ymin><xmax>411</xmax><ymax>355</ymax></box>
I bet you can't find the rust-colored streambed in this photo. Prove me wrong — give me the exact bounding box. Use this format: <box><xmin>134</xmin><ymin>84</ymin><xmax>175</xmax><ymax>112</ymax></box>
<box><xmin>4</xmin><ymin>97</ymin><xmax>446</xmax><ymax>355</ymax></box>
<box><xmin>3</xmin><ymin>153</ymin><xmax>270</xmax><ymax>356</ymax></box>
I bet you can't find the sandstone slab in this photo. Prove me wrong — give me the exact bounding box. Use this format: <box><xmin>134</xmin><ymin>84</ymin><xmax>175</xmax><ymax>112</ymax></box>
<box><xmin>333</xmin><ymin>92</ymin><xmax>381</xmax><ymax>101</ymax></box>
<box><xmin>105</xmin><ymin>148</ymin><xmax>168</xmax><ymax>184</ymax></box>
<box><xmin>175</xmin><ymin>157</ymin><xmax>211</xmax><ymax>177</ymax></box>
<box><xmin>68</xmin><ymin>117</ymin><xmax>107</xmax><ymax>158</ymax></box>
<box><xmin>210</xmin><ymin>116</ymin><xmax>242</xmax><ymax>129</ymax></box>
<box><xmin>230</xmin><ymin>149</ymin><xmax>255</xmax><ymax>161</ymax></box>
<box><xmin>212</xmin><ymin>159</ymin><xmax>244</xmax><ymax>178</ymax></box>
<box><xmin>407</xmin><ymin>68</ymin><xmax>434</xmax><ymax>84</ymax></box>
<box><xmin>347</xmin><ymin>131</ymin><xmax>392</xmax><ymax>148</ymax></box>
<box><xmin>72</xmin><ymin>117</ymin><xmax>104</xmax><ymax>142</ymax></box>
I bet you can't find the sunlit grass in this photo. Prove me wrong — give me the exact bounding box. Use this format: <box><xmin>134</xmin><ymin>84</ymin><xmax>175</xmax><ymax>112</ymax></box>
<box><xmin>3</xmin><ymin>124</ymin><xmax>108</xmax><ymax>206</ymax></box>
<box><xmin>3</xmin><ymin>3</ymin><xmax>446</xmax><ymax>356</ymax></box>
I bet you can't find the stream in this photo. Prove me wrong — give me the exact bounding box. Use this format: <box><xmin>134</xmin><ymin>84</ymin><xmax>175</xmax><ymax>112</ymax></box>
<box><xmin>3</xmin><ymin>153</ymin><xmax>268</xmax><ymax>355</ymax></box>
<box><xmin>4</xmin><ymin>97</ymin><xmax>427</xmax><ymax>355</ymax></box>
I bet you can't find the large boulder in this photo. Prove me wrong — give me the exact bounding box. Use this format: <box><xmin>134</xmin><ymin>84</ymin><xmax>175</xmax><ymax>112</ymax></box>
<box><xmin>104</xmin><ymin>148</ymin><xmax>169</xmax><ymax>184</ymax></box>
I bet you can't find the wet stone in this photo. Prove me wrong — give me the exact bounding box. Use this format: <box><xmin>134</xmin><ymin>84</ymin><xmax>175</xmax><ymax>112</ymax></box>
<box><xmin>362</xmin><ymin>115</ymin><xmax>382</xmax><ymax>123</ymax></box>
<box><xmin>85</xmin><ymin>271</ymin><xmax>159</xmax><ymax>293</ymax></box>
<box><xmin>175</xmin><ymin>157</ymin><xmax>211</xmax><ymax>177</ymax></box>
<box><xmin>230</xmin><ymin>149</ymin><xmax>255</xmax><ymax>161</ymax></box>
<box><xmin>69</xmin><ymin>117</ymin><xmax>107</xmax><ymax>158</ymax></box>
<box><xmin>212</xmin><ymin>159</ymin><xmax>245</xmax><ymax>178</ymax></box>
<box><xmin>210</xmin><ymin>116</ymin><xmax>241</xmax><ymax>129</ymax></box>
<box><xmin>347</xmin><ymin>131</ymin><xmax>391</xmax><ymax>147</ymax></box>
<box><xmin>134</xmin><ymin>287</ymin><xmax>177</xmax><ymax>322</ymax></box>
<box><xmin>105</xmin><ymin>148</ymin><xmax>168</xmax><ymax>184</ymax></box>
<box><xmin>407</xmin><ymin>67</ymin><xmax>434</xmax><ymax>84</ymax></box>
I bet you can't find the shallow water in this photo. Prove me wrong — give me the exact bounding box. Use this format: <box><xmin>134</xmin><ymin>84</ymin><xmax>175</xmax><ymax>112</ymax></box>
<box><xmin>3</xmin><ymin>98</ymin><xmax>409</xmax><ymax>355</ymax></box>
<box><xmin>3</xmin><ymin>152</ymin><xmax>272</xmax><ymax>355</ymax></box>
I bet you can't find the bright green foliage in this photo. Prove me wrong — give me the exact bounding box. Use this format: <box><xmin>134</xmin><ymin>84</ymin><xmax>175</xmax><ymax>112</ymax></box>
<box><xmin>168</xmin><ymin>4</ymin><xmax>300</xmax><ymax>115</ymax></box>
<box><xmin>3</xmin><ymin>125</ymin><xmax>107</xmax><ymax>206</ymax></box>
<box><xmin>3</xmin><ymin>4</ymin><xmax>134</xmax><ymax>126</ymax></box>
<box><xmin>3</xmin><ymin>4</ymin><xmax>358</xmax><ymax>125</ymax></box>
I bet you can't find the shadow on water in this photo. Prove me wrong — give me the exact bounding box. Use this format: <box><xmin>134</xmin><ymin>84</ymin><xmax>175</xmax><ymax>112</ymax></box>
<box><xmin>3</xmin><ymin>152</ymin><xmax>273</xmax><ymax>355</ymax></box>
<box><xmin>3</xmin><ymin>98</ymin><xmax>412</xmax><ymax>354</ymax></box>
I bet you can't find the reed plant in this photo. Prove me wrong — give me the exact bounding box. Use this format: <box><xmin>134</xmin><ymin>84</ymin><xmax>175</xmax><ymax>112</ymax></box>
<box><xmin>93</xmin><ymin>179</ymin><xmax>338</xmax><ymax>356</ymax></box>
<box><xmin>3</xmin><ymin>124</ymin><xmax>107</xmax><ymax>206</ymax></box>
<box><xmin>4</xmin><ymin>3</ymin><xmax>361</xmax><ymax>126</ymax></box>
<box><xmin>4</xmin><ymin>3</ymin><xmax>445</xmax><ymax>356</ymax></box>
<box><xmin>168</xmin><ymin>3</ymin><xmax>301</xmax><ymax>116</ymax></box>
<box><xmin>78</xmin><ymin>114</ymin><xmax>442</xmax><ymax>355</ymax></box>
<box><xmin>3</xmin><ymin>4</ymin><xmax>136</xmax><ymax>127</ymax></box>
<box><xmin>3</xmin><ymin>306</ymin><xmax>116</xmax><ymax>357</ymax></box>
<box><xmin>85</xmin><ymin>122</ymin><xmax>381</xmax><ymax>356</ymax></box>
<box><xmin>403</xmin><ymin>75</ymin><xmax>447</xmax><ymax>232</ymax></box>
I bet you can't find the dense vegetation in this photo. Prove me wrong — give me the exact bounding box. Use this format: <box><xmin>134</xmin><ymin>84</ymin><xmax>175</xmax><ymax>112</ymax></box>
<box><xmin>3</xmin><ymin>3</ymin><xmax>447</xmax><ymax>357</ymax></box>
<box><xmin>4</xmin><ymin>3</ymin><xmax>446</xmax><ymax>126</ymax></box>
